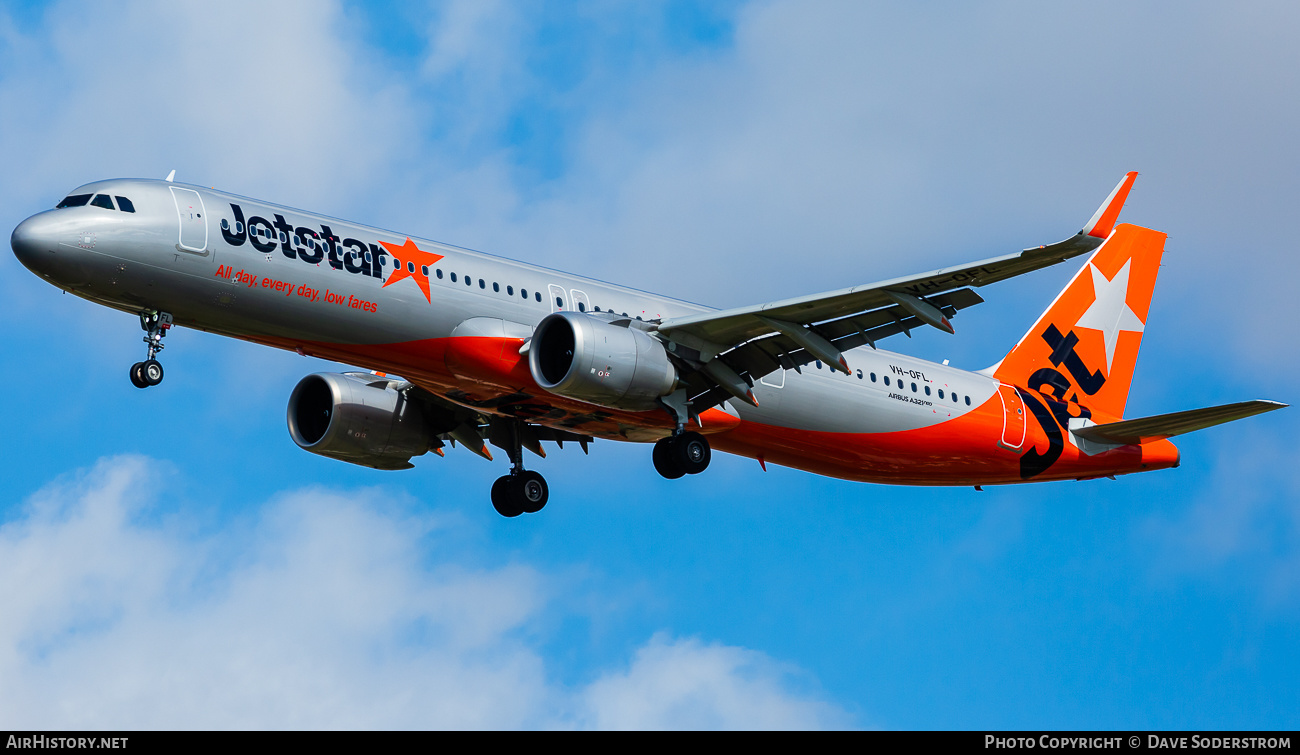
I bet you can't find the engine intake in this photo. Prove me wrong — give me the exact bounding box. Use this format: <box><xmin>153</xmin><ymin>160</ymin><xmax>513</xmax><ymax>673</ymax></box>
<box><xmin>528</xmin><ymin>311</ymin><xmax>677</xmax><ymax>411</ymax></box>
<box><xmin>287</xmin><ymin>372</ymin><xmax>432</xmax><ymax>470</ymax></box>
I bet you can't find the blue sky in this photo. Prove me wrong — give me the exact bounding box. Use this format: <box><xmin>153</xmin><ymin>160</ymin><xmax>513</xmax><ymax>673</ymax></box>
<box><xmin>1</xmin><ymin>0</ymin><xmax>1297</xmax><ymax>729</ymax></box>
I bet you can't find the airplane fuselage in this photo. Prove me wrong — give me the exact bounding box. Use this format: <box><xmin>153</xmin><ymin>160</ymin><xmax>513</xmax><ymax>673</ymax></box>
<box><xmin>11</xmin><ymin>178</ymin><xmax>1180</xmax><ymax>487</ymax></box>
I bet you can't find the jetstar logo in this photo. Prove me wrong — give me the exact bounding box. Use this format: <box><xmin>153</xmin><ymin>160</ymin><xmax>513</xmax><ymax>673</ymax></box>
<box><xmin>219</xmin><ymin>203</ymin><xmax>445</xmax><ymax>302</ymax></box>
<box><xmin>378</xmin><ymin>237</ymin><xmax>444</xmax><ymax>303</ymax></box>
<box><xmin>1016</xmin><ymin>325</ymin><xmax>1100</xmax><ymax>480</ymax></box>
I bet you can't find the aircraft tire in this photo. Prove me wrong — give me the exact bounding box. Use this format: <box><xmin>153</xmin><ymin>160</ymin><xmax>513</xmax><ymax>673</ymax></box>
<box><xmin>142</xmin><ymin>359</ymin><xmax>164</xmax><ymax>386</ymax></box>
<box><xmin>673</xmin><ymin>431</ymin><xmax>711</xmax><ymax>475</ymax></box>
<box><xmin>491</xmin><ymin>476</ymin><xmax>524</xmax><ymax>518</ymax></box>
<box><xmin>517</xmin><ymin>471</ymin><xmax>548</xmax><ymax>514</ymax></box>
<box><xmin>653</xmin><ymin>438</ymin><xmax>687</xmax><ymax>480</ymax></box>
<box><xmin>130</xmin><ymin>362</ymin><xmax>148</xmax><ymax>389</ymax></box>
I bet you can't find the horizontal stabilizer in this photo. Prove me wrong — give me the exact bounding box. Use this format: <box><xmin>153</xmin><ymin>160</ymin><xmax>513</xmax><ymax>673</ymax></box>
<box><xmin>1073</xmin><ymin>400</ymin><xmax>1287</xmax><ymax>445</ymax></box>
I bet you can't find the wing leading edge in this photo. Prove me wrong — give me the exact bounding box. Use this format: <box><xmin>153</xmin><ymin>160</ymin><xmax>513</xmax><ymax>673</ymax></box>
<box><xmin>653</xmin><ymin>173</ymin><xmax>1139</xmax><ymax>414</ymax></box>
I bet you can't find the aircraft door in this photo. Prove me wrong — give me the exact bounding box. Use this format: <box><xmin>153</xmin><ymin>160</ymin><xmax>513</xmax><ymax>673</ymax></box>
<box><xmin>569</xmin><ymin>288</ymin><xmax>591</xmax><ymax>314</ymax></box>
<box><xmin>548</xmin><ymin>284</ymin><xmax>567</xmax><ymax>312</ymax></box>
<box><xmin>170</xmin><ymin>187</ymin><xmax>209</xmax><ymax>255</ymax></box>
<box><xmin>997</xmin><ymin>384</ymin><xmax>1026</xmax><ymax>450</ymax></box>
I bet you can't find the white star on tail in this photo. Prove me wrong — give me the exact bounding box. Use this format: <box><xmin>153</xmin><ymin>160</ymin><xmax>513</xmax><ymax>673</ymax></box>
<box><xmin>1074</xmin><ymin>259</ymin><xmax>1145</xmax><ymax>373</ymax></box>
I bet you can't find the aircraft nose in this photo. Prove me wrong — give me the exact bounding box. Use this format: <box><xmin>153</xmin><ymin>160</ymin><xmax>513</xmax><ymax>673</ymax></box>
<box><xmin>11</xmin><ymin>212</ymin><xmax>58</xmax><ymax>272</ymax></box>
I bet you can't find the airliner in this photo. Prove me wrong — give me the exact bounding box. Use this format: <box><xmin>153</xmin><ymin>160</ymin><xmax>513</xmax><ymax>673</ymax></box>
<box><xmin>10</xmin><ymin>172</ymin><xmax>1285</xmax><ymax>516</ymax></box>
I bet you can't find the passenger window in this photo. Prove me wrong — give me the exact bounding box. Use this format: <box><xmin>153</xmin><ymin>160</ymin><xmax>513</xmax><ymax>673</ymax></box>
<box><xmin>451</xmin><ymin>273</ymin><xmax>457</xmax><ymax>282</ymax></box>
<box><xmin>407</xmin><ymin>262</ymin><xmax>415</xmax><ymax>273</ymax></box>
<box><xmin>479</xmin><ymin>279</ymin><xmax>485</xmax><ymax>289</ymax></box>
<box><xmin>884</xmin><ymin>376</ymin><xmax>890</xmax><ymax>386</ymax></box>
<box><xmin>90</xmin><ymin>194</ymin><xmax>115</xmax><ymax>210</ymax></box>
<box><xmin>856</xmin><ymin>370</ymin><xmax>863</xmax><ymax>380</ymax></box>
<box><xmin>556</xmin><ymin>296</ymin><xmax>564</xmax><ymax>308</ymax></box>
<box><xmin>938</xmin><ymin>389</ymin><xmax>945</xmax><ymax>399</ymax></box>
<box><xmin>279</xmin><ymin>232</ymin><xmax>288</xmax><ymax>243</ymax></box>
<box><xmin>965</xmin><ymin>396</ymin><xmax>971</xmax><ymax>406</ymax></box>
<box><xmin>421</xmin><ymin>266</ymin><xmax>428</xmax><ymax>275</ymax></box>
<box><xmin>56</xmin><ymin>194</ymin><xmax>92</xmax><ymax>208</ymax></box>
<box><xmin>221</xmin><ymin>219</ymin><xmax>230</xmax><ymax>231</ymax></box>
<box><xmin>520</xmin><ymin>288</ymin><xmax>527</xmax><ymax>298</ymax></box>
<box><xmin>953</xmin><ymin>393</ymin><xmax>959</xmax><ymax>403</ymax></box>
<box><xmin>507</xmin><ymin>286</ymin><xmax>513</xmax><ymax>295</ymax></box>
<box><xmin>493</xmin><ymin>282</ymin><xmax>499</xmax><ymax>292</ymax></box>
<box><xmin>236</xmin><ymin>222</ymin><xmax>244</xmax><ymax>234</ymax></box>
<box><xmin>911</xmin><ymin>382</ymin><xmax>917</xmax><ymax>392</ymax></box>
<box><xmin>870</xmin><ymin>373</ymin><xmax>877</xmax><ymax>382</ymax></box>
<box><xmin>436</xmin><ymin>269</ymin><xmax>443</xmax><ymax>279</ymax></box>
<box><xmin>578</xmin><ymin>302</ymin><xmax>586</xmax><ymax>312</ymax></box>
<box><xmin>815</xmin><ymin>361</ymin><xmax>822</xmax><ymax>369</ymax></box>
<box><xmin>924</xmin><ymin>386</ymin><xmax>931</xmax><ymax>395</ymax></box>
<box><xmin>535</xmin><ymin>292</ymin><xmax>542</xmax><ymax>302</ymax></box>
<box><xmin>465</xmin><ymin>276</ymin><xmax>472</xmax><ymax>286</ymax></box>
<box><xmin>115</xmin><ymin>196</ymin><xmax>135</xmax><ymax>213</ymax></box>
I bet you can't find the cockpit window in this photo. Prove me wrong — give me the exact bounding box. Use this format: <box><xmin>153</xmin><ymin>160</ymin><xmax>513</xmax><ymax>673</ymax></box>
<box><xmin>90</xmin><ymin>194</ymin><xmax>115</xmax><ymax>210</ymax></box>
<box><xmin>56</xmin><ymin>194</ymin><xmax>92</xmax><ymax>208</ymax></box>
<box><xmin>115</xmin><ymin>196</ymin><xmax>136</xmax><ymax>213</ymax></box>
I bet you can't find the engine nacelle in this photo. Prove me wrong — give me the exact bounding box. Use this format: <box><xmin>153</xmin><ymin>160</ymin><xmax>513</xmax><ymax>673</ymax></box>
<box><xmin>528</xmin><ymin>311</ymin><xmax>678</xmax><ymax>411</ymax></box>
<box><xmin>287</xmin><ymin>372</ymin><xmax>432</xmax><ymax>470</ymax></box>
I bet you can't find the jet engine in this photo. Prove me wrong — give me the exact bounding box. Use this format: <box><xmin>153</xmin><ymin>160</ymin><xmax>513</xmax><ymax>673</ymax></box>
<box><xmin>287</xmin><ymin>372</ymin><xmax>434</xmax><ymax>470</ymax></box>
<box><xmin>528</xmin><ymin>311</ymin><xmax>678</xmax><ymax>411</ymax></box>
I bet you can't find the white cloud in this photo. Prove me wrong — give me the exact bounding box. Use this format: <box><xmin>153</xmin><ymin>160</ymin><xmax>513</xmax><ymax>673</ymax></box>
<box><xmin>0</xmin><ymin>457</ymin><xmax>850</xmax><ymax>729</ymax></box>
<box><xmin>577</xmin><ymin>633</ymin><xmax>851</xmax><ymax>730</ymax></box>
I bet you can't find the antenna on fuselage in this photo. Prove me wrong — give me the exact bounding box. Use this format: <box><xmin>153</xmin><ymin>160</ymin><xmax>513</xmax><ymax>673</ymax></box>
<box><xmin>165</xmin><ymin>170</ymin><xmax>176</xmax><ymax>182</ymax></box>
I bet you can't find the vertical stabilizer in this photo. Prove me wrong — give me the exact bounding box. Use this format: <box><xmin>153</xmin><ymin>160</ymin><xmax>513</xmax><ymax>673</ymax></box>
<box><xmin>993</xmin><ymin>223</ymin><xmax>1166</xmax><ymax>420</ymax></box>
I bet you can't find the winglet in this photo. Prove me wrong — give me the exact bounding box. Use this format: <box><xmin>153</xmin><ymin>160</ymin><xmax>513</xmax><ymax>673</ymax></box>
<box><xmin>165</xmin><ymin>169</ymin><xmax>176</xmax><ymax>183</ymax></box>
<box><xmin>1081</xmin><ymin>171</ymin><xmax>1137</xmax><ymax>239</ymax></box>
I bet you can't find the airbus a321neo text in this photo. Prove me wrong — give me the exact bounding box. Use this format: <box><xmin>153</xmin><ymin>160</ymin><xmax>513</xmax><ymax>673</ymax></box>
<box><xmin>11</xmin><ymin>172</ymin><xmax>1285</xmax><ymax>516</ymax></box>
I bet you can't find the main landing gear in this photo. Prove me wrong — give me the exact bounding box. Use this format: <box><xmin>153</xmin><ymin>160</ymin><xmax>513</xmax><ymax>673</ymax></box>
<box><xmin>491</xmin><ymin>421</ymin><xmax>549</xmax><ymax>518</ymax></box>
<box><xmin>129</xmin><ymin>311</ymin><xmax>172</xmax><ymax>389</ymax></box>
<box><xmin>651</xmin><ymin>390</ymin><xmax>712</xmax><ymax>480</ymax></box>
<box><xmin>652</xmin><ymin>431</ymin><xmax>712</xmax><ymax>479</ymax></box>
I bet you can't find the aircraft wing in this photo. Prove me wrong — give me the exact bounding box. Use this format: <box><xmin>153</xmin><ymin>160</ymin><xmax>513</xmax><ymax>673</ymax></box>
<box><xmin>655</xmin><ymin>173</ymin><xmax>1137</xmax><ymax>412</ymax></box>
<box><xmin>1072</xmin><ymin>400</ymin><xmax>1287</xmax><ymax>445</ymax></box>
<box><xmin>380</xmin><ymin>376</ymin><xmax>594</xmax><ymax>461</ymax></box>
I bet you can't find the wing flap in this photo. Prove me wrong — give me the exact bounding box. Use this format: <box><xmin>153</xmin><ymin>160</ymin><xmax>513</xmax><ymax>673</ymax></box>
<box><xmin>1072</xmin><ymin>400</ymin><xmax>1288</xmax><ymax>445</ymax></box>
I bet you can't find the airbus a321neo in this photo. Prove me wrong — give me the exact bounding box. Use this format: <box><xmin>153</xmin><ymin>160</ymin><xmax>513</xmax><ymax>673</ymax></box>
<box><xmin>11</xmin><ymin>172</ymin><xmax>1285</xmax><ymax>516</ymax></box>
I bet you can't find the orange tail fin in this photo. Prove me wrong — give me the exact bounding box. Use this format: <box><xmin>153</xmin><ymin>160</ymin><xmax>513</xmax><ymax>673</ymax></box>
<box><xmin>993</xmin><ymin>223</ymin><xmax>1167</xmax><ymax>420</ymax></box>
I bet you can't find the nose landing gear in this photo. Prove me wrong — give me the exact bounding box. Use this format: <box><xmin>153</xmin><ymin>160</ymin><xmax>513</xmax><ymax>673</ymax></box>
<box><xmin>130</xmin><ymin>311</ymin><xmax>171</xmax><ymax>389</ymax></box>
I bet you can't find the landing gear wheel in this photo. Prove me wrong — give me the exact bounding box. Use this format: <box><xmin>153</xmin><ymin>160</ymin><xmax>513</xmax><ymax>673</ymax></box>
<box><xmin>491</xmin><ymin>476</ymin><xmax>524</xmax><ymax>518</ymax></box>
<box><xmin>141</xmin><ymin>359</ymin><xmax>164</xmax><ymax>387</ymax></box>
<box><xmin>653</xmin><ymin>437</ymin><xmax>686</xmax><ymax>479</ymax></box>
<box><xmin>129</xmin><ymin>362</ymin><xmax>148</xmax><ymax>389</ymax></box>
<box><xmin>517</xmin><ymin>470</ymin><xmax>549</xmax><ymax>514</ymax></box>
<box><xmin>491</xmin><ymin>472</ymin><xmax>550</xmax><ymax>517</ymax></box>
<box><xmin>673</xmin><ymin>431</ymin><xmax>711</xmax><ymax>475</ymax></box>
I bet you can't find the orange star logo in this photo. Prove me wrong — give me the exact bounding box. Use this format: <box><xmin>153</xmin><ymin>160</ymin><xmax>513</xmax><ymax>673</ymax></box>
<box><xmin>378</xmin><ymin>237</ymin><xmax>444</xmax><ymax>303</ymax></box>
